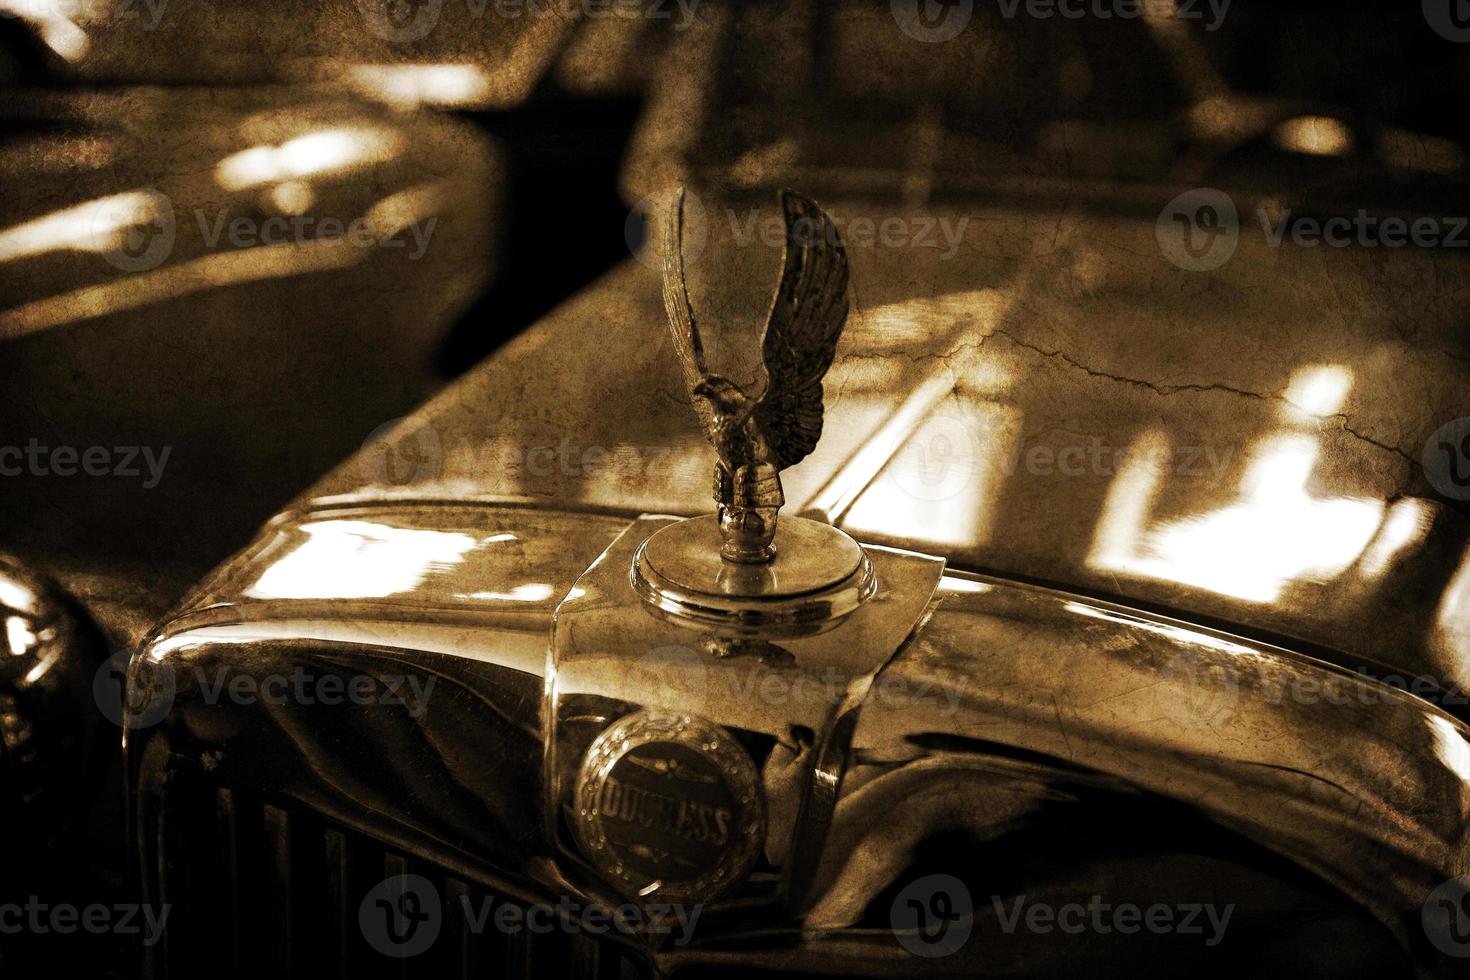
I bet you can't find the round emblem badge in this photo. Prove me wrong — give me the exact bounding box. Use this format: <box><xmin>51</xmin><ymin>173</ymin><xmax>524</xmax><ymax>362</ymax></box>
<box><xmin>574</xmin><ymin>711</ymin><xmax>764</xmax><ymax>903</ymax></box>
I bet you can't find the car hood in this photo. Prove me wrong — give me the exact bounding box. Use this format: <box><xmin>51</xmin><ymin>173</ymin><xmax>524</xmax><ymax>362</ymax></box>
<box><xmin>308</xmin><ymin>195</ymin><xmax>1470</xmax><ymax>695</ymax></box>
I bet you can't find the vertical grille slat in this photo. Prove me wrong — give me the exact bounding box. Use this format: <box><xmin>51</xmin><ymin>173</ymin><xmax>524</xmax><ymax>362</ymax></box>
<box><xmin>152</xmin><ymin>784</ymin><xmax>645</xmax><ymax>979</ymax></box>
<box><xmin>323</xmin><ymin>828</ymin><xmax>351</xmax><ymax>980</ymax></box>
<box><xmin>215</xmin><ymin>788</ymin><xmax>244</xmax><ymax>979</ymax></box>
<box><xmin>261</xmin><ymin>804</ymin><xmax>296</xmax><ymax>976</ymax></box>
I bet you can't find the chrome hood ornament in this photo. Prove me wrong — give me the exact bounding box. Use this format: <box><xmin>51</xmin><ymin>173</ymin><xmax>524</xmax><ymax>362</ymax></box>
<box><xmin>633</xmin><ymin>189</ymin><xmax>874</xmax><ymax>636</ymax></box>
<box><xmin>663</xmin><ymin>188</ymin><xmax>849</xmax><ymax>563</ymax></box>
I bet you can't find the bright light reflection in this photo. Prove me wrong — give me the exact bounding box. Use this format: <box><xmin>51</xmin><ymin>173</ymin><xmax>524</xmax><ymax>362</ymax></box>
<box><xmin>1062</xmin><ymin>601</ymin><xmax>1263</xmax><ymax>658</ymax></box>
<box><xmin>216</xmin><ymin>127</ymin><xmax>406</xmax><ymax>191</ymax></box>
<box><xmin>461</xmin><ymin>583</ymin><xmax>557</xmax><ymax>603</ymax></box>
<box><xmin>0</xmin><ymin>1</ymin><xmax>88</xmax><ymax>60</ymax></box>
<box><xmin>1427</xmin><ymin>714</ymin><xmax>1470</xmax><ymax>787</ymax></box>
<box><xmin>0</xmin><ymin>190</ymin><xmax>159</xmax><ymax>264</ymax></box>
<box><xmin>267</xmin><ymin>180</ymin><xmax>315</xmax><ymax>216</ymax></box>
<box><xmin>940</xmin><ymin>576</ymin><xmax>992</xmax><ymax>594</ymax></box>
<box><xmin>1089</xmin><ymin>366</ymin><xmax>1385</xmax><ymax>603</ymax></box>
<box><xmin>844</xmin><ymin>400</ymin><xmax>1019</xmax><ymax>549</ymax></box>
<box><xmin>0</xmin><ymin>181</ymin><xmax>450</xmax><ymax>339</ymax></box>
<box><xmin>1273</xmin><ymin>116</ymin><xmax>1354</xmax><ymax>157</ymax></box>
<box><xmin>1358</xmin><ymin>497</ymin><xmax>1430</xmax><ymax>579</ymax></box>
<box><xmin>246</xmin><ymin>520</ymin><xmax>477</xmax><ymax>600</ymax></box>
<box><xmin>345</xmin><ymin>64</ymin><xmax>494</xmax><ymax>107</ymax></box>
<box><xmin>1281</xmin><ymin>363</ymin><xmax>1351</xmax><ymax>420</ymax></box>
<box><xmin>5</xmin><ymin>616</ymin><xmax>36</xmax><ymax>656</ymax></box>
<box><xmin>0</xmin><ymin>577</ymin><xmax>36</xmax><ymax>613</ymax></box>
<box><xmin>1435</xmin><ymin>547</ymin><xmax>1470</xmax><ymax>664</ymax></box>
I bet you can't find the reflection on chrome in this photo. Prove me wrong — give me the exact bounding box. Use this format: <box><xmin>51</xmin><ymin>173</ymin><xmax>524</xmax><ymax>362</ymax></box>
<box><xmin>0</xmin><ymin>0</ymin><xmax>88</xmax><ymax>61</ymax></box>
<box><xmin>5</xmin><ymin>615</ymin><xmax>38</xmax><ymax>657</ymax></box>
<box><xmin>1280</xmin><ymin>362</ymin><xmax>1352</xmax><ymax>419</ymax></box>
<box><xmin>1090</xmin><ymin>366</ymin><xmax>1387</xmax><ymax>603</ymax></box>
<box><xmin>1273</xmin><ymin>116</ymin><xmax>1355</xmax><ymax>157</ymax></box>
<box><xmin>0</xmin><ymin>182</ymin><xmax>450</xmax><ymax>340</ymax></box>
<box><xmin>215</xmin><ymin>127</ymin><xmax>406</xmax><ymax>191</ymax></box>
<box><xmin>1435</xmin><ymin>546</ymin><xmax>1470</xmax><ymax>664</ymax></box>
<box><xmin>1358</xmin><ymin>497</ymin><xmax>1432</xmax><ymax>579</ymax></box>
<box><xmin>936</xmin><ymin>575</ymin><xmax>991</xmax><ymax>595</ymax></box>
<box><xmin>342</xmin><ymin>64</ymin><xmax>495</xmax><ymax>108</ymax></box>
<box><xmin>460</xmin><ymin>583</ymin><xmax>557</xmax><ymax>603</ymax></box>
<box><xmin>246</xmin><ymin>519</ymin><xmax>477</xmax><ymax>601</ymax></box>
<box><xmin>1062</xmin><ymin>600</ymin><xmax>1265</xmax><ymax>658</ymax></box>
<box><xmin>1427</xmin><ymin>714</ymin><xmax>1470</xmax><ymax>788</ymax></box>
<box><xmin>0</xmin><ymin>190</ymin><xmax>161</xmax><ymax>264</ymax></box>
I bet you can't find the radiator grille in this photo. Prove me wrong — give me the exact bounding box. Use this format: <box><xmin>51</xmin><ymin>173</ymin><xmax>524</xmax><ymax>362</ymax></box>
<box><xmin>149</xmin><ymin>785</ymin><xmax>647</xmax><ymax>980</ymax></box>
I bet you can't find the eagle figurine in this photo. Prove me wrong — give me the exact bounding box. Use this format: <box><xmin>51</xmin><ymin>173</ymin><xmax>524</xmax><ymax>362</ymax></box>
<box><xmin>662</xmin><ymin>188</ymin><xmax>850</xmax><ymax>563</ymax></box>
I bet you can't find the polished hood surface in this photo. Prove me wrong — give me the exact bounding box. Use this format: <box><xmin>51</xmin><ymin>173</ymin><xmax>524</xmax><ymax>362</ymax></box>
<box><xmin>308</xmin><ymin>196</ymin><xmax>1470</xmax><ymax>696</ymax></box>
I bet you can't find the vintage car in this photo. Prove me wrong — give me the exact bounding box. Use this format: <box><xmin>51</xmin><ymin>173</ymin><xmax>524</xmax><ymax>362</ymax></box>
<box><xmin>111</xmin><ymin>161</ymin><xmax>1470</xmax><ymax>976</ymax></box>
<box><xmin>4</xmin><ymin>3</ymin><xmax>1470</xmax><ymax>979</ymax></box>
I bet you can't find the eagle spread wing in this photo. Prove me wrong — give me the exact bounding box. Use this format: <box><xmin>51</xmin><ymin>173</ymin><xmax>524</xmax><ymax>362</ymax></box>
<box><xmin>753</xmin><ymin>190</ymin><xmax>850</xmax><ymax>469</ymax></box>
<box><xmin>661</xmin><ymin>188</ymin><xmax>717</xmax><ymax>440</ymax></box>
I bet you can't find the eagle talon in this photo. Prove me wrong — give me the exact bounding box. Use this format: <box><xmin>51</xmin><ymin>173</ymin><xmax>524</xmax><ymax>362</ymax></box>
<box><xmin>717</xmin><ymin>505</ymin><xmax>778</xmax><ymax>563</ymax></box>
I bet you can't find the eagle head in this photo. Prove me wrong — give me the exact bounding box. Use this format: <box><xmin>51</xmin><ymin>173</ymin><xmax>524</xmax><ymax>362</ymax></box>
<box><xmin>692</xmin><ymin>376</ymin><xmax>753</xmax><ymax>421</ymax></box>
